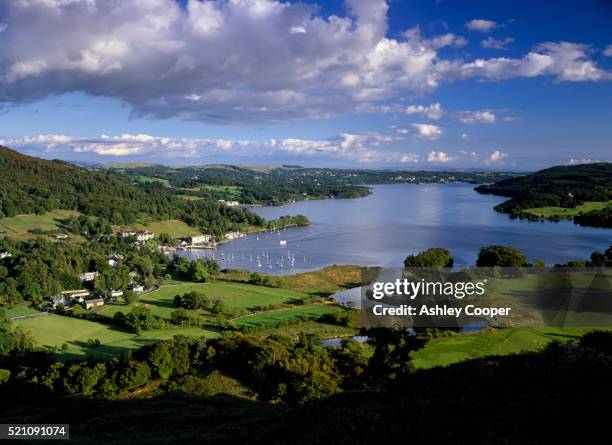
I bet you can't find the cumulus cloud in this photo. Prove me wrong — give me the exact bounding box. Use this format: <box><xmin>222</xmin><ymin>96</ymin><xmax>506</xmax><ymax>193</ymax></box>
<box><xmin>484</xmin><ymin>149</ymin><xmax>508</xmax><ymax>164</ymax></box>
<box><xmin>465</xmin><ymin>19</ymin><xmax>497</xmax><ymax>33</ymax></box>
<box><xmin>411</xmin><ymin>123</ymin><xmax>443</xmax><ymax>140</ymax></box>
<box><xmin>427</xmin><ymin>151</ymin><xmax>454</xmax><ymax>162</ymax></box>
<box><xmin>0</xmin><ymin>131</ymin><xmax>419</xmax><ymax>164</ymax></box>
<box><xmin>482</xmin><ymin>36</ymin><xmax>515</xmax><ymax>50</ymax></box>
<box><xmin>458</xmin><ymin>110</ymin><xmax>496</xmax><ymax>124</ymax></box>
<box><xmin>404</xmin><ymin>102</ymin><xmax>444</xmax><ymax>120</ymax></box>
<box><xmin>460</xmin><ymin>42</ymin><xmax>612</xmax><ymax>82</ymax></box>
<box><xmin>604</xmin><ymin>45</ymin><xmax>612</xmax><ymax>57</ymax></box>
<box><xmin>0</xmin><ymin>1</ymin><xmax>608</xmax><ymax>123</ymax></box>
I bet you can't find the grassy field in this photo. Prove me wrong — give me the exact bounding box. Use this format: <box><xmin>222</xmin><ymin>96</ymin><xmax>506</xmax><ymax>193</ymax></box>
<box><xmin>524</xmin><ymin>201</ymin><xmax>612</xmax><ymax>218</ymax></box>
<box><xmin>200</xmin><ymin>185</ymin><xmax>242</xmax><ymax>199</ymax></box>
<box><xmin>135</xmin><ymin>175</ymin><xmax>169</xmax><ymax>185</ymax></box>
<box><xmin>5</xmin><ymin>306</ymin><xmax>40</xmax><ymax>318</ymax></box>
<box><xmin>232</xmin><ymin>304</ymin><xmax>342</xmax><ymax>329</ymax></box>
<box><xmin>118</xmin><ymin>219</ymin><xmax>203</xmax><ymax>238</ymax></box>
<box><xmin>14</xmin><ymin>313</ymin><xmax>219</xmax><ymax>360</ymax></box>
<box><xmin>0</xmin><ymin>210</ymin><xmax>80</xmax><ymax>240</ymax></box>
<box><xmin>99</xmin><ymin>281</ymin><xmax>314</xmax><ymax>320</ymax></box>
<box><xmin>411</xmin><ymin>326</ymin><xmax>607</xmax><ymax>369</ymax></box>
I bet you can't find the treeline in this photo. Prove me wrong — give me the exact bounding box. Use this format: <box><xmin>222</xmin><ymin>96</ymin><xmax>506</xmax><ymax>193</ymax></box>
<box><xmin>0</xmin><ymin>329</ymin><xmax>421</xmax><ymax>403</ymax></box>
<box><xmin>475</xmin><ymin>163</ymin><xmax>612</xmax><ymax>227</ymax></box>
<box><xmin>266</xmin><ymin>214</ymin><xmax>309</xmax><ymax>230</ymax></box>
<box><xmin>0</xmin><ymin>146</ymin><xmax>265</xmax><ymax>233</ymax></box>
<box><xmin>2</xmin><ymin>330</ymin><xmax>612</xmax><ymax>443</ymax></box>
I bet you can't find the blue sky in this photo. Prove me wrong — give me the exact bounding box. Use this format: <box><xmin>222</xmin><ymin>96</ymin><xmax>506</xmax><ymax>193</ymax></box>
<box><xmin>0</xmin><ymin>0</ymin><xmax>611</xmax><ymax>170</ymax></box>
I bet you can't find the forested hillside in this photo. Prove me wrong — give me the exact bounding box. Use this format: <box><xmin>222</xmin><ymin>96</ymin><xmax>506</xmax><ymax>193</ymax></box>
<box><xmin>0</xmin><ymin>146</ymin><xmax>263</xmax><ymax>233</ymax></box>
<box><xmin>475</xmin><ymin>163</ymin><xmax>612</xmax><ymax>227</ymax></box>
<box><xmin>109</xmin><ymin>164</ymin><xmax>518</xmax><ymax>206</ymax></box>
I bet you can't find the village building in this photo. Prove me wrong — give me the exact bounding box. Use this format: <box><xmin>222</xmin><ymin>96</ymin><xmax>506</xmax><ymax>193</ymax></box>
<box><xmin>83</xmin><ymin>298</ymin><xmax>105</xmax><ymax>309</ymax></box>
<box><xmin>218</xmin><ymin>199</ymin><xmax>240</xmax><ymax>207</ymax></box>
<box><xmin>119</xmin><ymin>231</ymin><xmax>154</xmax><ymax>242</ymax></box>
<box><xmin>54</xmin><ymin>234</ymin><xmax>68</xmax><ymax>240</ymax></box>
<box><xmin>79</xmin><ymin>271</ymin><xmax>100</xmax><ymax>282</ymax></box>
<box><xmin>49</xmin><ymin>295</ymin><xmax>67</xmax><ymax>309</ymax></box>
<box><xmin>180</xmin><ymin>234</ymin><xmax>213</xmax><ymax>244</ymax></box>
<box><xmin>61</xmin><ymin>289</ymin><xmax>90</xmax><ymax>302</ymax></box>
<box><xmin>225</xmin><ymin>231</ymin><xmax>244</xmax><ymax>240</ymax></box>
<box><xmin>129</xmin><ymin>284</ymin><xmax>145</xmax><ymax>293</ymax></box>
<box><xmin>108</xmin><ymin>289</ymin><xmax>124</xmax><ymax>298</ymax></box>
<box><xmin>0</xmin><ymin>251</ymin><xmax>12</xmax><ymax>259</ymax></box>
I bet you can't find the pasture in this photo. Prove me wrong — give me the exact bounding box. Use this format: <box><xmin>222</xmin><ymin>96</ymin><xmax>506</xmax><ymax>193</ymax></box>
<box><xmin>524</xmin><ymin>201</ymin><xmax>612</xmax><ymax>218</ymax></box>
<box><xmin>0</xmin><ymin>210</ymin><xmax>79</xmax><ymax>240</ymax></box>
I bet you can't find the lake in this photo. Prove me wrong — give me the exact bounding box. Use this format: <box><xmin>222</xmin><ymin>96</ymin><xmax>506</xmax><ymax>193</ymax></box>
<box><xmin>180</xmin><ymin>183</ymin><xmax>611</xmax><ymax>273</ymax></box>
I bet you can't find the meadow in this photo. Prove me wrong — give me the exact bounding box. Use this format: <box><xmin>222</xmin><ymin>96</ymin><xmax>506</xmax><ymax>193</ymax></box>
<box><xmin>14</xmin><ymin>313</ymin><xmax>219</xmax><ymax>359</ymax></box>
<box><xmin>524</xmin><ymin>200</ymin><xmax>612</xmax><ymax>218</ymax></box>
<box><xmin>0</xmin><ymin>210</ymin><xmax>80</xmax><ymax>240</ymax></box>
<box><xmin>411</xmin><ymin>326</ymin><xmax>605</xmax><ymax>369</ymax></box>
<box><xmin>232</xmin><ymin>304</ymin><xmax>342</xmax><ymax>329</ymax></box>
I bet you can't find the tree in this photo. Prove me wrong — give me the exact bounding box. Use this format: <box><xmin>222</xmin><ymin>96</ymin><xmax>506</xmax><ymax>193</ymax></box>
<box><xmin>404</xmin><ymin>248</ymin><xmax>453</xmax><ymax>268</ymax></box>
<box><xmin>476</xmin><ymin>245</ymin><xmax>528</xmax><ymax>267</ymax></box>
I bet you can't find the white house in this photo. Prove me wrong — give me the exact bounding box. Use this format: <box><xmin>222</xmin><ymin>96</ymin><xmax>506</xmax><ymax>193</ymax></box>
<box><xmin>83</xmin><ymin>298</ymin><xmax>105</xmax><ymax>309</ymax></box>
<box><xmin>0</xmin><ymin>252</ymin><xmax>12</xmax><ymax>259</ymax></box>
<box><xmin>54</xmin><ymin>234</ymin><xmax>68</xmax><ymax>240</ymax></box>
<box><xmin>61</xmin><ymin>289</ymin><xmax>90</xmax><ymax>302</ymax></box>
<box><xmin>225</xmin><ymin>231</ymin><xmax>244</xmax><ymax>240</ymax></box>
<box><xmin>130</xmin><ymin>284</ymin><xmax>145</xmax><ymax>293</ymax></box>
<box><xmin>79</xmin><ymin>271</ymin><xmax>100</xmax><ymax>282</ymax></box>
<box><xmin>49</xmin><ymin>295</ymin><xmax>67</xmax><ymax>309</ymax></box>
<box><xmin>119</xmin><ymin>231</ymin><xmax>154</xmax><ymax>242</ymax></box>
<box><xmin>181</xmin><ymin>234</ymin><xmax>213</xmax><ymax>244</ymax></box>
<box><xmin>218</xmin><ymin>199</ymin><xmax>240</xmax><ymax>207</ymax></box>
<box><xmin>108</xmin><ymin>289</ymin><xmax>124</xmax><ymax>298</ymax></box>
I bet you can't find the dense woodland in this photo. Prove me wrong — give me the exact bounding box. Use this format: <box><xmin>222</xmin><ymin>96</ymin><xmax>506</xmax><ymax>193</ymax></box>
<box><xmin>476</xmin><ymin>163</ymin><xmax>612</xmax><ymax>227</ymax></box>
<box><xmin>108</xmin><ymin>164</ymin><xmax>519</xmax><ymax>205</ymax></box>
<box><xmin>1</xmin><ymin>324</ymin><xmax>611</xmax><ymax>443</ymax></box>
<box><xmin>0</xmin><ymin>147</ymin><xmax>265</xmax><ymax>234</ymax></box>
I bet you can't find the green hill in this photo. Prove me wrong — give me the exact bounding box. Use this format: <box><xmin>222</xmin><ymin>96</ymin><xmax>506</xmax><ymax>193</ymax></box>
<box><xmin>475</xmin><ymin>163</ymin><xmax>612</xmax><ymax>227</ymax></box>
<box><xmin>0</xmin><ymin>146</ymin><xmax>263</xmax><ymax>232</ymax></box>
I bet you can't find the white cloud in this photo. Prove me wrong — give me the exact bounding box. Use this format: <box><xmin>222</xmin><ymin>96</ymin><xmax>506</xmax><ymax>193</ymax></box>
<box><xmin>404</xmin><ymin>102</ymin><xmax>444</xmax><ymax>120</ymax></box>
<box><xmin>484</xmin><ymin>149</ymin><xmax>508</xmax><ymax>164</ymax></box>
<box><xmin>0</xmin><ymin>2</ymin><xmax>608</xmax><ymax>123</ymax></box>
<box><xmin>567</xmin><ymin>158</ymin><xmax>601</xmax><ymax>165</ymax></box>
<box><xmin>460</xmin><ymin>42</ymin><xmax>612</xmax><ymax>82</ymax></box>
<box><xmin>461</xmin><ymin>133</ymin><xmax>471</xmax><ymax>140</ymax></box>
<box><xmin>2</xmin><ymin>131</ymin><xmax>417</xmax><ymax>164</ymax></box>
<box><xmin>465</xmin><ymin>19</ymin><xmax>497</xmax><ymax>33</ymax></box>
<box><xmin>604</xmin><ymin>45</ymin><xmax>612</xmax><ymax>57</ymax></box>
<box><xmin>411</xmin><ymin>123</ymin><xmax>443</xmax><ymax>140</ymax></box>
<box><xmin>458</xmin><ymin>111</ymin><xmax>496</xmax><ymax>124</ymax></box>
<box><xmin>427</xmin><ymin>151</ymin><xmax>454</xmax><ymax>162</ymax></box>
<box><xmin>0</xmin><ymin>23</ymin><xmax>7</xmax><ymax>33</ymax></box>
<box><xmin>482</xmin><ymin>36</ymin><xmax>515</xmax><ymax>50</ymax></box>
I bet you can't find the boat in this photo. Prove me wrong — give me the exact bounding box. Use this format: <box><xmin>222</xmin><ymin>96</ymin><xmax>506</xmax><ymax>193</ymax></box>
<box><xmin>279</xmin><ymin>240</ymin><xmax>287</xmax><ymax>245</ymax></box>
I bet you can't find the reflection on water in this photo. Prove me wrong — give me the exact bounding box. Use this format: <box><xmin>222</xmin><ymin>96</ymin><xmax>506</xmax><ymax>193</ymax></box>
<box><xmin>180</xmin><ymin>184</ymin><xmax>611</xmax><ymax>274</ymax></box>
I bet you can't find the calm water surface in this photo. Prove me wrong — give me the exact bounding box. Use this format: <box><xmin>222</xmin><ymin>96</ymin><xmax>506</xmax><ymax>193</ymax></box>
<box><xmin>181</xmin><ymin>184</ymin><xmax>611</xmax><ymax>274</ymax></box>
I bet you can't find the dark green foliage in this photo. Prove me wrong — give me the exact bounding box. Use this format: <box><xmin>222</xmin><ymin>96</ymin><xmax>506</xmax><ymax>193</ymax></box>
<box><xmin>0</xmin><ymin>146</ymin><xmax>265</xmax><ymax>231</ymax></box>
<box><xmin>169</xmin><ymin>255</ymin><xmax>219</xmax><ymax>282</ymax></box>
<box><xmin>404</xmin><ymin>247</ymin><xmax>453</xmax><ymax>268</ymax></box>
<box><xmin>0</xmin><ymin>309</ymin><xmax>35</xmax><ymax>356</ymax></box>
<box><xmin>575</xmin><ymin>206</ymin><xmax>612</xmax><ymax>228</ymax></box>
<box><xmin>590</xmin><ymin>246</ymin><xmax>612</xmax><ymax>267</ymax></box>
<box><xmin>476</xmin><ymin>163</ymin><xmax>612</xmax><ymax>227</ymax></box>
<box><xmin>476</xmin><ymin>245</ymin><xmax>529</xmax><ymax>267</ymax></box>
